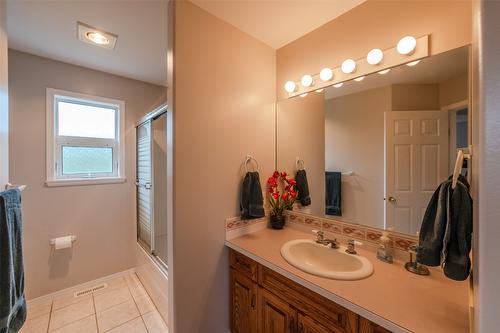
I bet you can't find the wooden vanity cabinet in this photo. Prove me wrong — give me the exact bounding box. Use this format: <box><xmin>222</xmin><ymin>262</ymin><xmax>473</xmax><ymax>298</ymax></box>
<box><xmin>229</xmin><ymin>249</ymin><xmax>392</xmax><ymax>333</ymax></box>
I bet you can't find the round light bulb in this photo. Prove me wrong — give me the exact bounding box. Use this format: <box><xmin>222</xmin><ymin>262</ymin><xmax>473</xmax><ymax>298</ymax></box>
<box><xmin>301</xmin><ymin>74</ymin><xmax>314</xmax><ymax>87</ymax></box>
<box><xmin>406</xmin><ymin>60</ymin><xmax>421</xmax><ymax>67</ymax></box>
<box><xmin>367</xmin><ymin>48</ymin><xmax>384</xmax><ymax>65</ymax></box>
<box><xmin>354</xmin><ymin>76</ymin><xmax>365</xmax><ymax>82</ymax></box>
<box><xmin>299</xmin><ymin>93</ymin><xmax>308</xmax><ymax>98</ymax></box>
<box><xmin>86</xmin><ymin>31</ymin><xmax>110</xmax><ymax>45</ymax></box>
<box><xmin>319</xmin><ymin>67</ymin><xmax>333</xmax><ymax>81</ymax></box>
<box><xmin>284</xmin><ymin>80</ymin><xmax>297</xmax><ymax>93</ymax></box>
<box><xmin>315</xmin><ymin>89</ymin><xmax>324</xmax><ymax>93</ymax></box>
<box><xmin>378</xmin><ymin>69</ymin><xmax>391</xmax><ymax>75</ymax></box>
<box><xmin>341</xmin><ymin>59</ymin><xmax>356</xmax><ymax>74</ymax></box>
<box><xmin>397</xmin><ymin>36</ymin><xmax>417</xmax><ymax>55</ymax></box>
<box><xmin>333</xmin><ymin>82</ymin><xmax>343</xmax><ymax>88</ymax></box>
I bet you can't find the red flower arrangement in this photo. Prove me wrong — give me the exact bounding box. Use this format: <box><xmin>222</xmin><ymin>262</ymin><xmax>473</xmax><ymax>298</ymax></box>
<box><xmin>267</xmin><ymin>171</ymin><xmax>297</xmax><ymax>219</ymax></box>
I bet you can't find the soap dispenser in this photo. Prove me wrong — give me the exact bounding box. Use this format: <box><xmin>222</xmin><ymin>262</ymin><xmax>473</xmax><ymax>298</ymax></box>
<box><xmin>377</xmin><ymin>230</ymin><xmax>393</xmax><ymax>263</ymax></box>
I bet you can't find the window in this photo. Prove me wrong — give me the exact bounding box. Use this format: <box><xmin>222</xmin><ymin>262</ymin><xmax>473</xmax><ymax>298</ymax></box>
<box><xmin>46</xmin><ymin>89</ymin><xmax>125</xmax><ymax>186</ymax></box>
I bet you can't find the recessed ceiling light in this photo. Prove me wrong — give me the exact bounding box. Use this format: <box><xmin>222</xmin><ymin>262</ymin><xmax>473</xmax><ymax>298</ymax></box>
<box><xmin>378</xmin><ymin>69</ymin><xmax>391</xmax><ymax>75</ymax></box>
<box><xmin>406</xmin><ymin>60</ymin><xmax>421</xmax><ymax>67</ymax></box>
<box><xmin>77</xmin><ymin>22</ymin><xmax>117</xmax><ymax>50</ymax></box>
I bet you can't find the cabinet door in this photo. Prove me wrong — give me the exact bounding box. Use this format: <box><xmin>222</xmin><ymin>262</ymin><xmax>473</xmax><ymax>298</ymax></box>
<box><xmin>297</xmin><ymin>313</ymin><xmax>331</xmax><ymax>333</ymax></box>
<box><xmin>230</xmin><ymin>269</ymin><xmax>257</xmax><ymax>333</ymax></box>
<box><xmin>358</xmin><ymin>317</ymin><xmax>392</xmax><ymax>333</ymax></box>
<box><xmin>258</xmin><ymin>287</ymin><xmax>297</xmax><ymax>333</ymax></box>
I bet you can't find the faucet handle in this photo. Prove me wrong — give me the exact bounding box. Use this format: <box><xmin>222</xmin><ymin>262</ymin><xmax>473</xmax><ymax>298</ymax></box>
<box><xmin>312</xmin><ymin>229</ymin><xmax>324</xmax><ymax>242</ymax></box>
<box><xmin>345</xmin><ymin>239</ymin><xmax>362</xmax><ymax>254</ymax></box>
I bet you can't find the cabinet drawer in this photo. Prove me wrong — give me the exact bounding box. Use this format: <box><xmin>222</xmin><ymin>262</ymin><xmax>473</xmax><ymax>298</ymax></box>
<box><xmin>358</xmin><ymin>317</ymin><xmax>392</xmax><ymax>333</ymax></box>
<box><xmin>258</xmin><ymin>265</ymin><xmax>357</xmax><ymax>333</ymax></box>
<box><xmin>230</xmin><ymin>249</ymin><xmax>258</xmax><ymax>281</ymax></box>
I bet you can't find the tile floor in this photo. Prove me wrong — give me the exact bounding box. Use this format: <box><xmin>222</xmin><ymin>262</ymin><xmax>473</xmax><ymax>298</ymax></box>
<box><xmin>20</xmin><ymin>274</ymin><xmax>168</xmax><ymax>333</ymax></box>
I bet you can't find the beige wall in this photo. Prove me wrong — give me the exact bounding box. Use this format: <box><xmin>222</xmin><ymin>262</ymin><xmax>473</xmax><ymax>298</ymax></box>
<box><xmin>277</xmin><ymin>92</ymin><xmax>324</xmax><ymax>216</ymax></box>
<box><xmin>325</xmin><ymin>86</ymin><xmax>391</xmax><ymax>229</ymax></box>
<box><xmin>477</xmin><ymin>1</ymin><xmax>500</xmax><ymax>331</ymax></box>
<box><xmin>439</xmin><ymin>73</ymin><xmax>468</xmax><ymax>107</ymax></box>
<box><xmin>0</xmin><ymin>2</ymin><xmax>8</xmax><ymax>187</ymax></box>
<box><xmin>8</xmin><ymin>50</ymin><xmax>166</xmax><ymax>298</ymax></box>
<box><xmin>392</xmin><ymin>84</ymin><xmax>440</xmax><ymax>111</ymax></box>
<box><xmin>170</xmin><ymin>2</ymin><xmax>276</xmax><ymax>332</ymax></box>
<box><xmin>277</xmin><ymin>0</ymin><xmax>472</xmax><ymax>100</ymax></box>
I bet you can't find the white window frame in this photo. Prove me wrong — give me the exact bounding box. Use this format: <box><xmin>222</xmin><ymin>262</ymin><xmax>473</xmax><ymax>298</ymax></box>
<box><xmin>46</xmin><ymin>88</ymin><xmax>126</xmax><ymax>187</ymax></box>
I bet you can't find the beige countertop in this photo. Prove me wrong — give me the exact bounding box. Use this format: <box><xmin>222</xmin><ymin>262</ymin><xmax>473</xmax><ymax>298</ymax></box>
<box><xmin>225</xmin><ymin>226</ymin><xmax>469</xmax><ymax>333</ymax></box>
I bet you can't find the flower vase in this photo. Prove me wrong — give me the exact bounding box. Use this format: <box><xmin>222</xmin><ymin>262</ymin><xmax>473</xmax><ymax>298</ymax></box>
<box><xmin>270</xmin><ymin>214</ymin><xmax>285</xmax><ymax>229</ymax></box>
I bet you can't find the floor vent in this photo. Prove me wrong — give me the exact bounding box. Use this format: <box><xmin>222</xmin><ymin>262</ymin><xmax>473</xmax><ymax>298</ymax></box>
<box><xmin>73</xmin><ymin>283</ymin><xmax>108</xmax><ymax>298</ymax></box>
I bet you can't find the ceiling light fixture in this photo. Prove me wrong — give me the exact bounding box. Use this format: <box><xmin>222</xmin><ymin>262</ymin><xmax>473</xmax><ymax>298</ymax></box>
<box><xmin>378</xmin><ymin>69</ymin><xmax>391</xmax><ymax>75</ymax></box>
<box><xmin>333</xmin><ymin>82</ymin><xmax>343</xmax><ymax>88</ymax></box>
<box><xmin>301</xmin><ymin>74</ymin><xmax>314</xmax><ymax>87</ymax></box>
<box><xmin>354</xmin><ymin>76</ymin><xmax>365</xmax><ymax>82</ymax></box>
<box><xmin>284</xmin><ymin>81</ymin><xmax>297</xmax><ymax>93</ymax></box>
<box><xmin>341</xmin><ymin>59</ymin><xmax>356</xmax><ymax>74</ymax></box>
<box><xmin>396</xmin><ymin>36</ymin><xmax>417</xmax><ymax>55</ymax></box>
<box><xmin>77</xmin><ymin>21</ymin><xmax>118</xmax><ymax>50</ymax></box>
<box><xmin>366</xmin><ymin>48</ymin><xmax>384</xmax><ymax>65</ymax></box>
<box><xmin>319</xmin><ymin>68</ymin><xmax>334</xmax><ymax>81</ymax></box>
<box><xmin>406</xmin><ymin>60</ymin><xmax>421</xmax><ymax>67</ymax></box>
<box><xmin>315</xmin><ymin>89</ymin><xmax>324</xmax><ymax>93</ymax></box>
<box><xmin>299</xmin><ymin>93</ymin><xmax>308</xmax><ymax>98</ymax></box>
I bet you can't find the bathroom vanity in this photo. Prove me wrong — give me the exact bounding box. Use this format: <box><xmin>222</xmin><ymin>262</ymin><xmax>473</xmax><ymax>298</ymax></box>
<box><xmin>226</xmin><ymin>227</ymin><xmax>469</xmax><ymax>333</ymax></box>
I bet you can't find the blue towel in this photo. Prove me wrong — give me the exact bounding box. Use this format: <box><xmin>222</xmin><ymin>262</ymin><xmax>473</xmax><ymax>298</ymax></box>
<box><xmin>0</xmin><ymin>189</ymin><xmax>26</xmax><ymax>332</ymax></box>
<box><xmin>240</xmin><ymin>172</ymin><xmax>265</xmax><ymax>219</ymax></box>
<box><xmin>325</xmin><ymin>172</ymin><xmax>342</xmax><ymax>216</ymax></box>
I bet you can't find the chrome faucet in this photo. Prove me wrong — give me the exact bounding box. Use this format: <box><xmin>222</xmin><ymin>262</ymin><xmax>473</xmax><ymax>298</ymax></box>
<box><xmin>313</xmin><ymin>230</ymin><xmax>340</xmax><ymax>249</ymax></box>
<box><xmin>345</xmin><ymin>239</ymin><xmax>358</xmax><ymax>255</ymax></box>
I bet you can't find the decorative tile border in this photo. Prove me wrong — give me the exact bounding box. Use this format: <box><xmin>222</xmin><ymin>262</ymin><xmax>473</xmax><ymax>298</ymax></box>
<box><xmin>226</xmin><ymin>216</ymin><xmax>267</xmax><ymax>231</ymax></box>
<box><xmin>285</xmin><ymin>210</ymin><xmax>417</xmax><ymax>250</ymax></box>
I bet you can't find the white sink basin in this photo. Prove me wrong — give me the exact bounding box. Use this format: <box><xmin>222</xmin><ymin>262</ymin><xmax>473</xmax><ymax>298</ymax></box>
<box><xmin>280</xmin><ymin>239</ymin><xmax>373</xmax><ymax>280</ymax></box>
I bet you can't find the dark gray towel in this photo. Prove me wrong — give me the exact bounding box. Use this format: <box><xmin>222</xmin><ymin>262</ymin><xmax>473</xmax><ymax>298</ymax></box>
<box><xmin>0</xmin><ymin>189</ymin><xmax>26</xmax><ymax>332</ymax></box>
<box><xmin>240</xmin><ymin>172</ymin><xmax>265</xmax><ymax>219</ymax></box>
<box><xmin>295</xmin><ymin>170</ymin><xmax>311</xmax><ymax>206</ymax></box>
<box><xmin>417</xmin><ymin>175</ymin><xmax>473</xmax><ymax>281</ymax></box>
<box><xmin>325</xmin><ymin>172</ymin><xmax>341</xmax><ymax>216</ymax></box>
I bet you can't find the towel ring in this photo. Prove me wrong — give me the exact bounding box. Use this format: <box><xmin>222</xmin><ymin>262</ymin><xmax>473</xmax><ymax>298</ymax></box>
<box><xmin>296</xmin><ymin>158</ymin><xmax>305</xmax><ymax>170</ymax></box>
<box><xmin>245</xmin><ymin>155</ymin><xmax>259</xmax><ymax>173</ymax></box>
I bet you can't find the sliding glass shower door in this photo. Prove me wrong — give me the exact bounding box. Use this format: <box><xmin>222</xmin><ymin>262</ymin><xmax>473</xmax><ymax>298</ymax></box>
<box><xmin>136</xmin><ymin>106</ymin><xmax>168</xmax><ymax>268</ymax></box>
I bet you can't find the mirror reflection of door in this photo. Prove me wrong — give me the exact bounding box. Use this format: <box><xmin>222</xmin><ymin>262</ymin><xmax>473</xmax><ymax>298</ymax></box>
<box><xmin>385</xmin><ymin>111</ymin><xmax>449</xmax><ymax>235</ymax></box>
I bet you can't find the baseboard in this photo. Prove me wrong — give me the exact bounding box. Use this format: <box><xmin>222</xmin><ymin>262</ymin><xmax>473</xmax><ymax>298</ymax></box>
<box><xmin>27</xmin><ymin>268</ymin><xmax>136</xmax><ymax>306</ymax></box>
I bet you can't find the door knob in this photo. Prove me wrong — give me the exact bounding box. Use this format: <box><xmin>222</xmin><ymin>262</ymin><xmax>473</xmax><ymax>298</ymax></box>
<box><xmin>388</xmin><ymin>196</ymin><xmax>397</xmax><ymax>203</ymax></box>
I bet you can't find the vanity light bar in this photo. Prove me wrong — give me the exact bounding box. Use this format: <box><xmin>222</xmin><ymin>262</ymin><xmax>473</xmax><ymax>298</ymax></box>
<box><xmin>284</xmin><ymin>35</ymin><xmax>429</xmax><ymax>98</ymax></box>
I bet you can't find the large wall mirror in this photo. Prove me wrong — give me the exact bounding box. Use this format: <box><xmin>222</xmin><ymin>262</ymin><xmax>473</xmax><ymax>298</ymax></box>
<box><xmin>277</xmin><ymin>46</ymin><xmax>470</xmax><ymax>236</ymax></box>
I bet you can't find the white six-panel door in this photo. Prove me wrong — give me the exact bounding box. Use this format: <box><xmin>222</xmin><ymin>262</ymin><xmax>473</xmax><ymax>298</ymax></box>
<box><xmin>385</xmin><ymin>111</ymin><xmax>449</xmax><ymax>235</ymax></box>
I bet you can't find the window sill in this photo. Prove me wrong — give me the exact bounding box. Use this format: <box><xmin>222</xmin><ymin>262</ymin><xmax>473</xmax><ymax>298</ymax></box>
<box><xmin>45</xmin><ymin>177</ymin><xmax>126</xmax><ymax>187</ymax></box>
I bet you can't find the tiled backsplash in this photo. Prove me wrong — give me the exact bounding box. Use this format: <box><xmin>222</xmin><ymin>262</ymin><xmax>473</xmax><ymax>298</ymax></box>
<box><xmin>286</xmin><ymin>210</ymin><xmax>418</xmax><ymax>251</ymax></box>
<box><xmin>225</xmin><ymin>210</ymin><xmax>418</xmax><ymax>251</ymax></box>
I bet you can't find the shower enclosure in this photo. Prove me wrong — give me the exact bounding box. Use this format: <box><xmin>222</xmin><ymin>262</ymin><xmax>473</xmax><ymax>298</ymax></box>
<box><xmin>136</xmin><ymin>104</ymin><xmax>168</xmax><ymax>268</ymax></box>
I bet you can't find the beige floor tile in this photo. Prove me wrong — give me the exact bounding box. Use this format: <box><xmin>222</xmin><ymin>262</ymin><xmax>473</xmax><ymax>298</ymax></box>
<box><xmin>142</xmin><ymin>311</ymin><xmax>168</xmax><ymax>333</ymax></box>
<box><xmin>107</xmin><ymin>317</ymin><xmax>147</xmax><ymax>333</ymax></box>
<box><xmin>93</xmin><ymin>277</ymin><xmax>127</xmax><ymax>296</ymax></box>
<box><xmin>132</xmin><ymin>294</ymin><xmax>155</xmax><ymax>315</ymax></box>
<box><xmin>94</xmin><ymin>286</ymin><xmax>133</xmax><ymax>313</ymax></box>
<box><xmin>125</xmin><ymin>275</ymin><xmax>147</xmax><ymax>298</ymax></box>
<box><xmin>19</xmin><ymin>313</ymin><xmax>50</xmax><ymax>333</ymax></box>
<box><xmin>50</xmin><ymin>314</ymin><xmax>98</xmax><ymax>333</ymax></box>
<box><xmin>49</xmin><ymin>297</ymin><xmax>95</xmax><ymax>331</ymax></box>
<box><xmin>26</xmin><ymin>300</ymin><xmax>52</xmax><ymax>321</ymax></box>
<box><xmin>53</xmin><ymin>293</ymin><xmax>92</xmax><ymax>311</ymax></box>
<box><xmin>96</xmin><ymin>300</ymin><xmax>140</xmax><ymax>332</ymax></box>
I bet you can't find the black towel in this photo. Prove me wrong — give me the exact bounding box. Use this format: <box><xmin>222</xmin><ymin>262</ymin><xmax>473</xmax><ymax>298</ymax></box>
<box><xmin>325</xmin><ymin>172</ymin><xmax>341</xmax><ymax>216</ymax></box>
<box><xmin>240</xmin><ymin>172</ymin><xmax>265</xmax><ymax>220</ymax></box>
<box><xmin>417</xmin><ymin>175</ymin><xmax>473</xmax><ymax>281</ymax></box>
<box><xmin>295</xmin><ymin>170</ymin><xmax>311</xmax><ymax>206</ymax></box>
<box><xmin>0</xmin><ymin>189</ymin><xmax>27</xmax><ymax>332</ymax></box>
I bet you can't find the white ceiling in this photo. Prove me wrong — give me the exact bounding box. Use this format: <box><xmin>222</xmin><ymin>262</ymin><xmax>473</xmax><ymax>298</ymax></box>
<box><xmin>191</xmin><ymin>0</ymin><xmax>366</xmax><ymax>49</ymax></box>
<box><xmin>325</xmin><ymin>46</ymin><xmax>469</xmax><ymax>100</ymax></box>
<box><xmin>7</xmin><ymin>0</ymin><xmax>168</xmax><ymax>86</ymax></box>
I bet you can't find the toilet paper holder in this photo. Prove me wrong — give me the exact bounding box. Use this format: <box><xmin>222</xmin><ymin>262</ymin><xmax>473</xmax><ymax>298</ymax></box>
<box><xmin>49</xmin><ymin>235</ymin><xmax>77</xmax><ymax>246</ymax></box>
